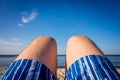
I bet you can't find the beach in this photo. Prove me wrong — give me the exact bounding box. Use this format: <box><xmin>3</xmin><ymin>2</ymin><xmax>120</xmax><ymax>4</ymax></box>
<box><xmin>0</xmin><ymin>67</ymin><xmax>120</xmax><ymax>79</ymax></box>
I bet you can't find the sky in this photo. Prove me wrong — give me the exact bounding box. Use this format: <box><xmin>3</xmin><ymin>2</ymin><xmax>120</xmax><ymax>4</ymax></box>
<box><xmin>0</xmin><ymin>0</ymin><xmax>120</xmax><ymax>55</ymax></box>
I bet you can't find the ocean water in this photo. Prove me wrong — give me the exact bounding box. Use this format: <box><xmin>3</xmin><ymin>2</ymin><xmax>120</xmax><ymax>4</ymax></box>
<box><xmin>0</xmin><ymin>55</ymin><xmax>120</xmax><ymax>68</ymax></box>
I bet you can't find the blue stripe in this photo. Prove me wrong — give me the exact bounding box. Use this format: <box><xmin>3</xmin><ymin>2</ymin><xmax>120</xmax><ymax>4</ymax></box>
<box><xmin>7</xmin><ymin>60</ymin><xmax>21</xmax><ymax>79</ymax></box>
<box><xmin>66</xmin><ymin>66</ymin><xmax>72</xmax><ymax>79</ymax></box>
<box><xmin>33</xmin><ymin>61</ymin><xmax>41</xmax><ymax>80</ymax></box>
<box><xmin>78</xmin><ymin>58</ymin><xmax>86</xmax><ymax>80</ymax></box>
<box><xmin>98</xmin><ymin>56</ymin><xmax>114</xmax><ymax>79</ymax></box>
<box><xmin>46</xmin><ymin>67</ymin><xmax>49</xmax><ymax>80</ymax></box>
<box><xmin>1</xmin><ymin>61</ymin><xmax>16</xmax><ymax>80</ymax></box>
<box><xmin>75</xmin><ymin>60</ymin><xmax>82</xmax><ymax>79</ymax></box>
<box><xmin>86</xmin><ymin>56</ymin><xmax>97</xmax><ymax>80</ymax></box>
<box><xmin>26</xmin><ymin>60</ymin><xmax>37</xmax><ymax>80</ymax></box>
<box><xmin>101</xmin><ymin>56</ymin><xmax>120</xmax><ymax>80</ymax></box>
<box><xmin>90</xmin><ymin>55</ymin><xmax>101</xmax><ymax>79</ymax></box>
<box><xmin>39</xmin><ymin>64</ymin><xmax>47</xmax><ymax>80</ymax></box>
<box><xmin>12</xmin><ymin>60</ymin><xmax>24</xmax><ymax>80</ymax></box>
<box><xmin>84</xmin><ymin>56</ymin><xmax>95</xmax><ymax>80</ymax></box>
<box><xmin>73</xmin><ymin>62</ymin><xmax>78</xmax><ymax>76</ymax></box>
<box><xmin>95</xmin><ymin>56</ymin><xmax>109</xmax><ymax>79</ymax></box>
<box><xmin>81</xmin><ymin>57</ymin><xmax>91</xmax><ymax>80</ymax></box>
<box><xmin>104</xmin><ymin>57</ymin><xmax>120</xmax><ymax>79</ymax></box>
<box><xmin>19</xmin><ymin>60</ymin><xmax>32</xmax><ymax>80</ymax></box>
<box><xmin>18</xmin><ymin>60</ymin><xmax>29</xmax><ymax>80</ymax></box>
<box><xmin>71</xmin><ymin>63</ymin><xmax>76</xmax><ymax>78</ymax></box>
<box><xmin>49</xmin><ymin>70</ymin><xmax>52</xmax><ymax>80</ymax></box>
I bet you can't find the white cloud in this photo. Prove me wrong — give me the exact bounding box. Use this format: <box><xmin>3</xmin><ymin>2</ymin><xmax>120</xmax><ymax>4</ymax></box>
<box><xmin>0</xmin><ymin>38</ymin><xmax>22</xmax><ymax>46</ymax></box>
<box><xmin>21</xmin><ymin>10</ymin><xmax>38</xmax><ymax>24</ymax></box>
<box><xmin>0</xmin><ymin>38</ymin><xmax>26</xmax><ymax>55</ymax></box>
<box><xmin>29</xmin><ymin>11</ymin><xmax>38</xmax><ymax>20</ymax></box>
<box><xmin>22</xmin><ymin>16</ymin><xmax>29</xmax><ymax>23</ymax></box>
<box><xmin>18</xmin><ymin>9</ymin><xmax>38</xmax><ymax>27</ymax></box>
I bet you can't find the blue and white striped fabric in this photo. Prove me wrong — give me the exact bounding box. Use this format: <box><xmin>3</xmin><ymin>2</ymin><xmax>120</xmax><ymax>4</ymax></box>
<box><xmin>65</xmin><ymin>55</ymin><xmax>120</xmax><ymax>80</ymax></box>
<box><xmin>1</xmin><ymin>59</ymin><xmax>56</xmax><ymax>80</ymax></box>
<box><xmin>1</xmin><ymin>55</ymin><xmax>120</xmax><ymax>80</ymax></box>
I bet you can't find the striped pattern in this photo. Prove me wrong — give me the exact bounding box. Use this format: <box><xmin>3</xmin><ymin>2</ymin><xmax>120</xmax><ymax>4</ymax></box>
<box><xmin>66</xmin><ymin>55</ymin><xmax>120</xmax><ymax>80</ymax></box>
<box><xmin>1</xmin><ymin>59</ymin><xmax>56</xmax><ymax>80</ymax></box>
<box><xmin>1</xmin><ymin>55</ymin><xmax>120</xmax><ymax>80</ymax></box>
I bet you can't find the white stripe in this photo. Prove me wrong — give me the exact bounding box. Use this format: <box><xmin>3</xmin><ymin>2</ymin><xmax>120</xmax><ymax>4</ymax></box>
<box><xmin>75</xmin><ymin>77</ymin><xmax>77</xmax><ymax>80</ymax></box>
<box><xmin>70</xmin><ymin>66</ymin><xmax>73</xmax><ymax>78</ymax></box>
<box><xmin>50</xmin><ymin>72</ymin><xmax>53</xmax><ymax>80</ymax></box>
<box><xmin>26</xmin><ymin>60</ymin><xmax>36</xmax><ymax>80</ymax></box>
<box><xmin>88</xmin><ymin>56</ymin><xmax>100</xmax><ymax>80</ymax></box>
<box><xmin>49</xmin><ymin>70</ymin><xmax>51</xmax><ymax>79</ymax></box>
<box><xmin>1</xmin><ymin>62</ymin><xmax>14</xmax><ymax>80</ymax></box>
<box><xmin>34</xmin><ymin>63</ymin><xmax>42</xmax><ymax>80</ymax></box>
<box><xmin>78</xmin><ymin>59</ymin><xmax>86</xmax><ymax>80</ymax></box>
<box><xmin>74</xmin><ymin>62</ymin><xmax>78</xmax><ymax>76</ymax></box>
<box><xmin>96</xmin><ymin>56</ymin><xmax>111</xmax><ymax>80</ymax></box>
<box><xmin>5</xmin><ymin>60</ymin><xmax>19</xmax><ymax>80</ymax></box>
<box><xmin>12</xmin><ymin>60</ymin><xmax>24</xmax><ymax>80</ymax></box>
<box><xmin>18</xmin><ymin>60</ymin><xmax>29</xmax><ymax>80</ymax></box>
<box><xmin>103</xmin><ymin>58</ymin><xmax>120</xmax><ymax>80</ymax></box>
<box><xmin>84</xmin><ymin>57</ymin><xmax>94</xmax><ymax>80</ymax></box>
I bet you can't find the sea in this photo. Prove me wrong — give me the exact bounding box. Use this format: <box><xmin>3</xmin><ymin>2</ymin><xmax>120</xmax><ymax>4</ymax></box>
<box><xmin>0</xmin><ymin>55</ymin><xmax>120</xmax><ymax>68</ymax></box>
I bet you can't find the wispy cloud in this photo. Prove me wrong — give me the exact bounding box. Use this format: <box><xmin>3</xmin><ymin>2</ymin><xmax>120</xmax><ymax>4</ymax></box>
<box><xmin>18</xmin><ymin>9</ymin><xmax>38</xmax><ymax>27</ymax></box>
<box><xmin>0</xmin><ymin>38</ymin><xmax>26</xmax><ymax>55</ymax></box>
<box><xmin>22</xmin><ymin>10</ymin><xmax>37</xmax><ymax>23</ymax></box>
<box><xmin>18</xmin><ymin>23</ymin><xmax>24</xmax><ymax>27</ymax></box>
<box><xmin>22</xmin><ymin>17</ymin><xmax>29</xmax><ymax>23</ymax></box>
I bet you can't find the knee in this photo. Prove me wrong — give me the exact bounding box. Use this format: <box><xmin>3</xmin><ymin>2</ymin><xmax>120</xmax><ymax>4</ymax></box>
<box><xmin>68</xmin><ymin>35</ymin><xmax>89</xmax><ymax>43</ymax></box>
<box><xmin>35</xmin><ymin>36</ymin><xmax>57</xmax><ymax>45</ymax></box>
<box><xmin>37</xmin><ymin>36</ymin><xmax>55</xmax><ymax>41</ymax></box>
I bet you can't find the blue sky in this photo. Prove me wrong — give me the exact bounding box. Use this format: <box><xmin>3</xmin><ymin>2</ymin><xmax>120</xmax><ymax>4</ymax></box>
<box><xmin>0</xmin><ymin>0</ymin><xmax>120</xmax><ymax>55</ymax></box>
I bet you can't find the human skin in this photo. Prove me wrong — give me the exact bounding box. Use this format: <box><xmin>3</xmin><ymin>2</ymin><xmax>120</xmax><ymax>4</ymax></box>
<box><xmin>16</xmin><ymin>36</ymin><xmax>57</xmax><ymax>76</ymax></box>
<box><xmin>66</xmin><ymin>36</ymin><xmax>104</xmax><ymax>70</ymax></box>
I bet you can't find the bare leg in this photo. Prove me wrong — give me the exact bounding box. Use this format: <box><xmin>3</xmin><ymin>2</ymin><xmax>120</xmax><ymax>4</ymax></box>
<box><xmin>66</xmin><ymin>36</ymin><xmax>104</xmax><ymax>70</ymax></box>
<box><xmin>16</xmin><ymin>36</ymin><xmax>57</xmax><ymax>76</ymax></box>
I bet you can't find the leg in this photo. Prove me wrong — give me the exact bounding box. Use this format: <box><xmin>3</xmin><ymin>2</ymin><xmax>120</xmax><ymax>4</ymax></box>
<box><xmin>66</xmin><ymin>35</ymin><xmax>104</xmax><ymax>69</ymax></box>
<box><xmin>66</xmin><ymin>36</ymin><xmax>120</xmax><ymax>80</ymax></box>
<box><xmin>16</xmin><ymin>36</ymin><xmax>57</xmax><ymax>76</ymax></box>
